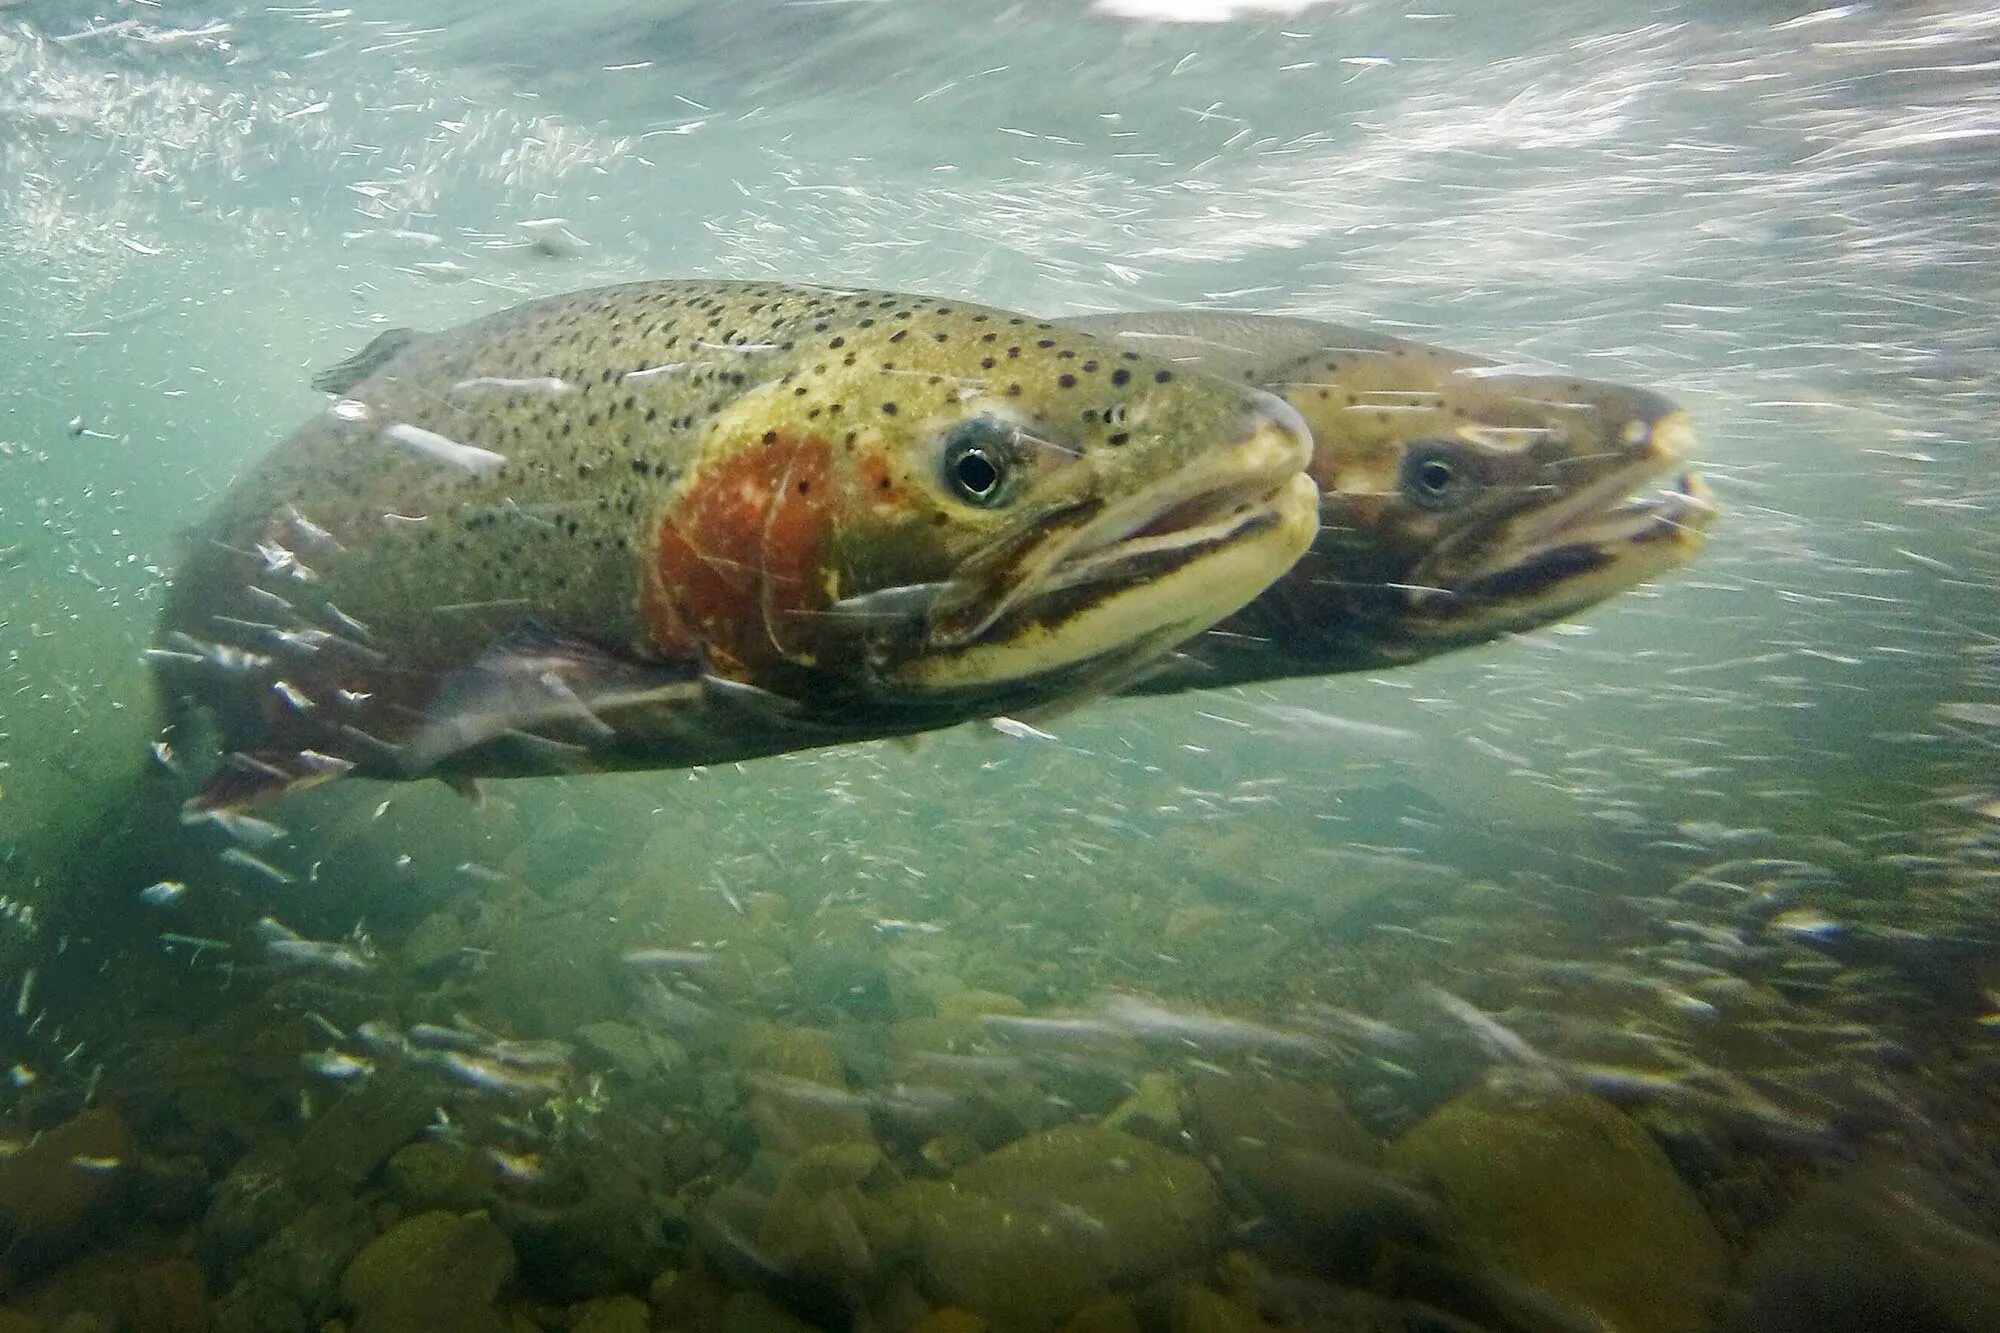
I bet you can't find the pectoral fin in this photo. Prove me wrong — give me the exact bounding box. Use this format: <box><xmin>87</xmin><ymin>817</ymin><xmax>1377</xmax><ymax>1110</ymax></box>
<box><xmin>405</xmin><ymin>620</ymin><xmax>706</xmax><ymax>773</ymax></box>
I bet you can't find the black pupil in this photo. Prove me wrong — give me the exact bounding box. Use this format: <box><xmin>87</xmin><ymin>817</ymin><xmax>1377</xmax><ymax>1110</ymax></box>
<box><xmin>1419</xmin><ymin>459</ymin><xmax>1454</xmax><ymax>492</ymax></box>
<box><xmin>955</xmin><ymin>449</ymin><xmax>1000</xmax><ymax>497</ymax></box>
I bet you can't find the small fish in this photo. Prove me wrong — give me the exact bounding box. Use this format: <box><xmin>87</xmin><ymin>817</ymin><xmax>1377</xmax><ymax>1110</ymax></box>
<box><xmin>381</xmin><ymin>421</ymin><xmax>507</xmax><ymax>477</ymax></box>
<box><xmin>138</xmin><ymin>880</ymin><xmax>187</xmax><ymax>908</ymax></box>
<box><xmin>198</xmin><ymin>809</ymin><xmax>289</xmax><ymax>847</ymax></box>
<box><xmin>1098</xmin><ymin>993</ymin><xmax>1327</xmax><ymax>1057</ymax></box>
<box><xmin>989</xmin><ymin>716</ymin><xmax>1059</xmax><ymax>741</ymax></box>
<box><xmin>254</xmin><ymin>917</ymin><xmax>371</xmax><ymax>972</ymax></box>
<box><xmin>355</xmin><ymin>1021</ymin><xmax>412</xmax><ymax>1056</ymax></box>
<box><xmin>342</xmin><ymin>228</ymin><xmax>444</xmax><ymax>251</ymax></box>
<box><xmin>620</xmin><ymin>948</ymin><xmax>716</xmax><ymax>971</ymax></box>
<box><xmin>220</xmin><ymin>846</ymin><xmax>294</xmax><ymax>885</ymax></box>
<box><xmin>302</xmin><ymin>1049</ymin><xmax>375</xmax><ymax>1081</ymax></box>
<box><xmin>1769</xmin><ymin>908</ymin><xmax>1846</xmax><ymax>943</ymax></box>
<box><xmin>514</xmin><ymin>217</ymin><xmax>589</xmax><ymax>258</ymax></box>
<box><xmin>435</xmin><ymin>1050</ymin><xmax>564</xmax><ymax>1097</ymax></box>
<box><xmin>157</xmin><ymin>932</ymin><xmax>230</xmax><ymax>954</ymax></box>
<box><xmin>871</xmin><ymin>918</ymin><xmax>946</xmax><ymax>937</ymax></box>
<box><xmin>406</xmin><ymin>259</ymin><xmax>474</xmax><ymax>283</ymax></box>
<box><xmin>406</xmin><ymin>1023</ymin><xmax>485</xmax><ymax>1052</ymax></box>
<box><xmin>486</xmin><ymin>1147</ymin><xmax>544</xmax><ymax>1185</ymax></box>
<box><xmin>1293</xmin><ymin>1002</ymin><xmax>1418</xmax><ymax>1053</ymax></box>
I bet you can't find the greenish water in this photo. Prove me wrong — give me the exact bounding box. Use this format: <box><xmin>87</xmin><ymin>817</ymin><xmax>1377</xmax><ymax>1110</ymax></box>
<box><xmin>2</xmin><ymin>3</ymin><xmax>1997</xmax><ymax>1331</ymax></box>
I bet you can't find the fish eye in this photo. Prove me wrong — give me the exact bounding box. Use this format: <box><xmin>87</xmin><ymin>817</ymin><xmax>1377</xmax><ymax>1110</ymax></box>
<box><xmin>1401</xmin><ymin>442</ymin><xmax>1479</xmax><ymax>511</ymax></box>
<box><xmin>940</xmin><ymin>417</ymin><xmax>1016</xmax><ymax>508</ymax></box>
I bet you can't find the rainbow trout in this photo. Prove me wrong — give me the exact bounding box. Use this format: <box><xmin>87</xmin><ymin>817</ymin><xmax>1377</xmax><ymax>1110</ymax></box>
<box><xmin>155</xmin><ymin>281</ymin><xmax>1318</xmax><ymax>810</ymax></box>
<box><xmin>1055</xmin><ymin>312</ymin><xmax>1718</xmax><ymax>691</ymax></box>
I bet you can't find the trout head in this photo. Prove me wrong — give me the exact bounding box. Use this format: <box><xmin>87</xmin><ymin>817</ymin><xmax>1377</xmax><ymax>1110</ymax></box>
<box><xmin>641</xmin><ymin>298</ymin><xmax>1318</xmax><ymax>719</ymax></box>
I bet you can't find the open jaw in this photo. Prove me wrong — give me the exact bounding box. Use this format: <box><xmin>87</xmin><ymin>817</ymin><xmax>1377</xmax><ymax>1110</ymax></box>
<box><xmin>912</xmin><ymin>404</ymin><xmax>1321</xmax><ymax>690</ymax></box>
<box><xmin>1422</xmin><ymin>412</ymin><xmax>1721</xmax><ymax>622</ymax></box>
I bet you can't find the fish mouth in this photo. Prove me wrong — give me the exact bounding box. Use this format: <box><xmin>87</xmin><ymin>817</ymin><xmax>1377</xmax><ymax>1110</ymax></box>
<box><xmin>1420</xmin><ymin>411</ymin><xmax>1720</xmax><ymax>619</ymax></box>
<box><xmin>912</xmin><ymin>395</ymin><xmax>1319</xmax><ymax>688</ymax></box>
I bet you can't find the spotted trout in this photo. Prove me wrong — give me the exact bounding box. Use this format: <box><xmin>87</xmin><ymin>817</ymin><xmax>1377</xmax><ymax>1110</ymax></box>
<box><xmin>1054</xmin><ymin>312</ymin><xmax>1718</xmax><ymax>691</ymax></box>
<box><xmin>154</xmin><ymin>282</ymin><xmax>1318</xmax><ymax>811</ymax></box>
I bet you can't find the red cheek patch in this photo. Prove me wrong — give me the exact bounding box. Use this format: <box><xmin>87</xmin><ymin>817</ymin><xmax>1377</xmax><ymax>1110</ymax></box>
<box><xmin>856</xmin><ymin>449</ymin><xmax>909</xmax><ymax>510</ymax></box>
<box><xmin>645</xmin><ymin>435</ymin><xmax>834</xmax><ymax>677</ymax></box>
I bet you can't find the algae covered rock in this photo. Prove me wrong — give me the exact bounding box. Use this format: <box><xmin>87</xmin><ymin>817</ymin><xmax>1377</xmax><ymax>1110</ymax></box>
<box><xmin>734</xmin><ymin>1023</ymin><xmax>873</xmax><ymax>1151</ymax></box>
<box><xmin>293</xmin><ymin>1076</ymin><xmax>436</xmax><ymax>1196</ymax></box>
<box><xmin>1731</xmin><ymin>1160</ymin><xmax>2000</xmax><ymax>1333</ymax></box>
<box><xmin>1385</xmin><ymin>1088</ymin><xmax>1725</xmax><ymax>1333</ymax></box>
<box><xmin>0</xmin><ymin>1107</ymin><xmax>138</xmax><ymax>1280</ymax></box>
<box><xmin>902</xmin><ymin>1124</ymin><xmax>1222</xmax><ymax>1331</ymax></box>
<box><xmin>1101</xmin><ymin>1073</ymin><xmax>1183</xmax><ymax>1147</ymax></box>
<box><xmin>340</xmin><ymin>1210</ymin><xmax>513</xmax><ymax>1333</ymax></box>
<box><xmin>383</xmin><ymin>1142</ymin><xmax>495</xmax><ymax>1215</ymax></box>
<box><xmin>495</xmin><ymin>1117</ymin><xmax>689</xmax><ymax>1305</ymax></box>
<box><xmin>566</xmin><ymin>1294</ymin><xmax>651</xmax><ymax>1333</ymax></box>
<box><xmin>721</xmin><ymin>1290</ymin><xmax>823</xmax><ymax>1333</ymax></box>
<box><xmin>755</xmin><ymin>1143</ymin><xmax>909</xmax><ymax>1288</ymax></box>
<box><xmin>212</xmin><ymin>1197</ymin><xmax>374</xmax><ymax>1333</ymax></box>
<box><xmin>1189</xmin><ymin>1071</ymin><xmax>1435</xmax><ymax>1279</ymax></box>
<box><xmin>576</xmin><ymin>1021</ymin><xmax>687</xmax><ymax>1085</ymax></box>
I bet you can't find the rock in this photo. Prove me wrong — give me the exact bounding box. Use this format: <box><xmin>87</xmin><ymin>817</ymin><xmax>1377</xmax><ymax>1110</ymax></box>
<box><xmin>755</xmin><ymin>1144</ymin><xmax>909</xmax><ymax>1288</ymax></box>
<box><xmin>340</xmin><ymin>1210</ymin><xmax>512</xmax><ymax>1333</ymax></box>
<box><xmin>1101</xmin><ymin>1074</ymin><xmax>1183</xmax><ymax>1147</ymax></box>
<box><xmin>384</xmin><ymin>1142</ymin><xmax>495</xmax><ymax>1214</ymax></box>
<box><xmin>131</xmin><ymin>1154</ymin><xmax>212</xmax><ymax>1227</ymax></box>
<box><xmin>650</xmin><ymin>1265</ymin><xmax>732</xmax><ymax>1331</ymax></box>
<box><xmin>1190</xmin><ymin>1071</ymin><xmax>1379</xmax><ymax>1169</ymax></box>
<box><xmin>1386</xmin><ymin>1088</ymin><xmax>1725</xmax><ymax>1333</ymax></box>
<box><xmin>732</xmin><ymin>1024</ymin><xmax>845</xmax><ymax>1085</ymax></box>
<box><xmin>122</xmin><ymin>1257</ymin><xmax>207</xmax><ymax>1333</ymax></box>
<box><xmin>399</xmin><ymin>910</ymin><xmax>465</xmax><ymax>975</ymax></box>
<box><xmin>495</xmin><ymin>1122</ymin><xmax>687</xmax><ymax>1304</ymax></box>
<box><xmin>576</xmin><ymin>1022</ymin><xmax>686</xmax><ymax>1084</ymax></box>
<box><xmin>211</xmin><ymin>1198</ymin><xmax>374</xmax><ymax>1333</ymax></box>
<box><xmin>567</xmin><ymin>1294</ymin><xmax>651</xmax><ymax>1333</ymax></box>
<box><xmin>721</xmin><ymin>1290</ymin><xmax>822</xmax><ymax>1333</ymax></box>
<box><xmin>902</xmin><ymin>1125</ymin><xmax>1222</xmax><ymax>1331</ymax></box>
<box><xmin>1190</xmin><ymin>1071</ymin><xmax>1425</xmax><ymax>1279</ymax></box>
<box><xmin>0</xmin><ymin>1107</ymin><xmax>138</xmax><ymax>1279</ymax></box>
<box><xmin>910</xmin><ymin>1311</ymin><xmax>987</xmax><ymax>1333</ymax></box>
<box><xmin>200</xmin><ymin>1146</ymin><xmax>305</xmax><ymax>1272</ymax></box>
<box><xmin>1161</xmin><ymin>905</ymin><xmax>1230</xmax><ymax>945</ymax></box>
<box><xmin>733</xmin><ymin>1026</ymin><xmax>871</xmax><ymax>1151</ymax></box>
<box><xmin>1170</xmin><ymin>1288</ymin><xmax>1263</xmax><ymax>1333</ymax></box>
<box><xmin>869</xmin><ymin>1277</ymin><xmax>932</xmax><ymax>1333</ymax></box>
<box><xmin>789</xmin><ymin>934</ymin><xmax>895</xmax><ymax>1023</ymax></box>
<box><xmin>293</xmin><ymin>1076</ymin><xmax>436</xmax><ymax>1196</ymax></box>
<box><xmin>1056</xmin><ymin>1297</ymin><xmax>1139</xmax><ymax>1333</ymax></box>
<box><xmin>934</xmin><ymin>991</ymin><xmax>1027</xmax><ymax>1025</ymax></box>
<box><xmin>1730</xmin><ymin>1161</ymin><xmax>2000</xmax><ymax>1333</ymax></box>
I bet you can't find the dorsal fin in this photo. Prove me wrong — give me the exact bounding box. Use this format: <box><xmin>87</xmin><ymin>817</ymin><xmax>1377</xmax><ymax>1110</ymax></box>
<box><xmin>312</xmin><ymin>327</ymin><xmax>422</xmax><ymax>395</ymax></box>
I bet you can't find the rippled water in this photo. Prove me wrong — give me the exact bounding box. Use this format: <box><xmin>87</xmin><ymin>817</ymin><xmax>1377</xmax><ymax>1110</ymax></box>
<box><xmin>2</xmin><ymin>3</ymin><xmax>1997</xmax><ymax>1331</ymax></box>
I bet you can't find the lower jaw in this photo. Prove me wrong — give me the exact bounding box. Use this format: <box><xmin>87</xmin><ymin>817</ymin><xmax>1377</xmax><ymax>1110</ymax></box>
<box><xmin>900</xmin><ymin>472</ymin><xmax>1320</xmax><ymax>692</ymax></box>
